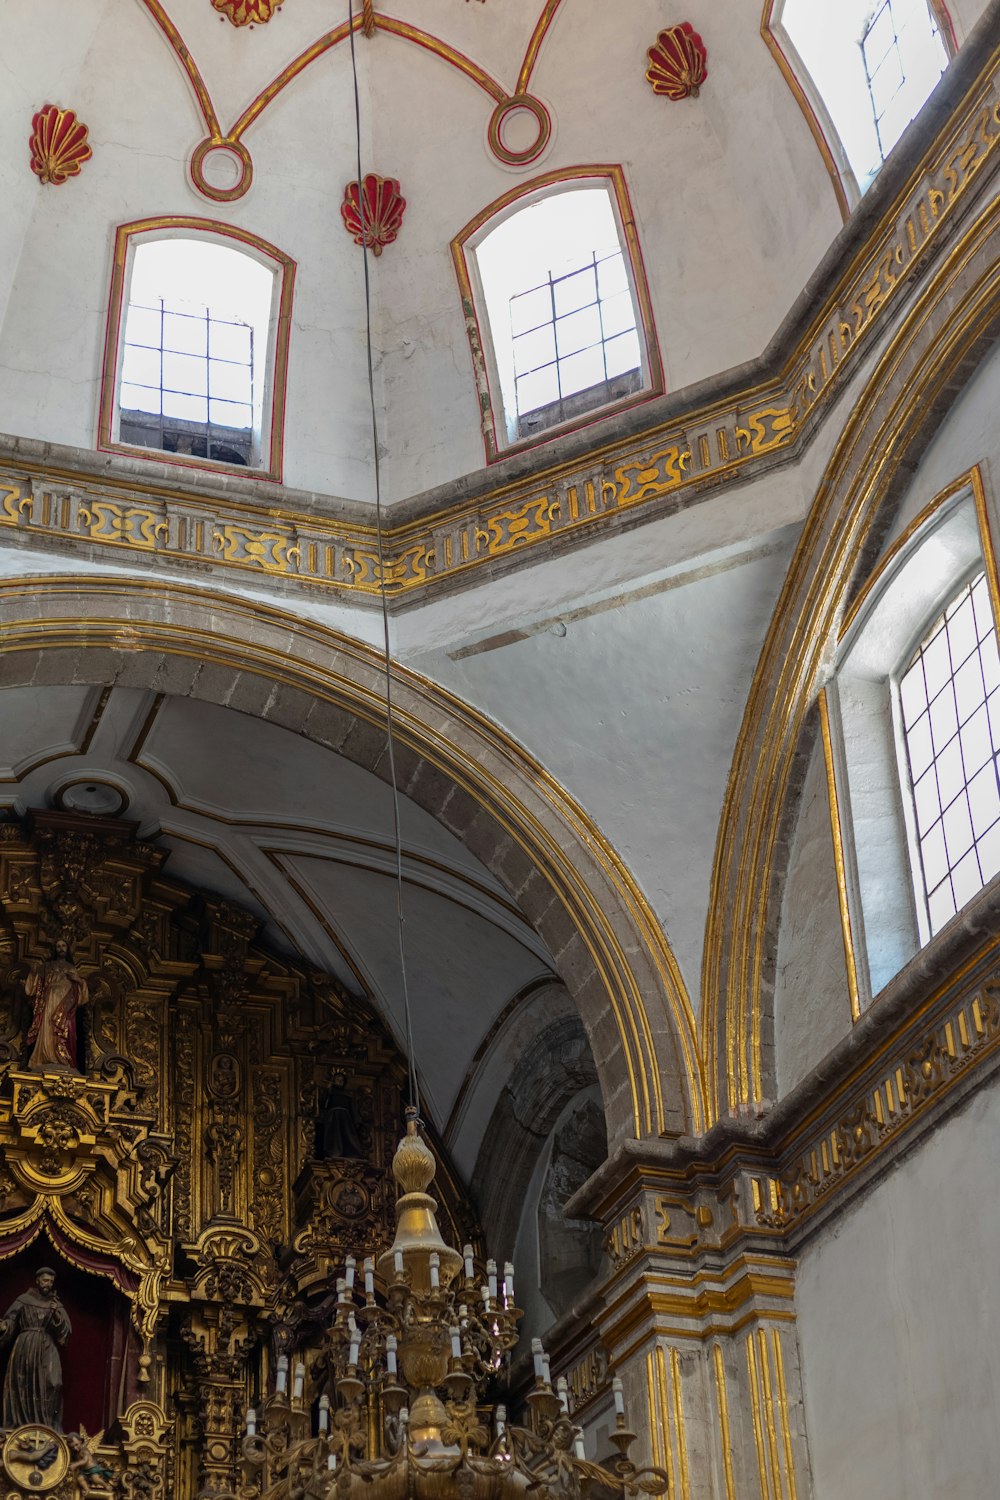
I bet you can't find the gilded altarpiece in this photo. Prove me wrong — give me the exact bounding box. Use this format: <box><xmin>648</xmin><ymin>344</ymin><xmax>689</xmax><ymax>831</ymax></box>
<box><xmin>0</xmin><ymin>811</ymin><xmax>476</xmax><ymax>1500</ymax></box>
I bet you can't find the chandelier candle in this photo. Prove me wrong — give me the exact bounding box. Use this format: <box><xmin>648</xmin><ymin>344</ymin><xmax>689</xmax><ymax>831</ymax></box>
<box><xmin>241</xmin><ymin>1110</ymin><xmax>668</xmax><ymax>1500</ymax></box>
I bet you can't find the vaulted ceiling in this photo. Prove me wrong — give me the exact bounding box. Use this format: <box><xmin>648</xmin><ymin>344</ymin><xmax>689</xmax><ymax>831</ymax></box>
<box><xmin>0</xmin><ymin>682</ymin><xmax>552</xmax><ymax>1137</ymax></box>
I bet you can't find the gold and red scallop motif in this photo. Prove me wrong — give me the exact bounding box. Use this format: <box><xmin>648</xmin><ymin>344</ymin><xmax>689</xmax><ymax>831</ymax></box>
<box><xmin>341</xmin><ymin>175</ymin><xmax>406</xmax><ymax>256</ymax></box>
<box><xmin>645</xmin><ymin>22</ymin><xmax>708</xmax><ymax>101</ymax></box>
<box><xmin>211</xmin><ymin>0</ymin><xmax>283</xmax><ymax>25</ymax></box>
<box><xmin>29</xmin><ymin>104</ymin><xmax>92</xmax><ymax>185</ymax></box>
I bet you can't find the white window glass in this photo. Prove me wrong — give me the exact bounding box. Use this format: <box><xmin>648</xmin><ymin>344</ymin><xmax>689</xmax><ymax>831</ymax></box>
<box><xmin>777</xmin><ymin>0</ymin><xmax>948</xmax><ymax>195</ymax></box>
<box><xmin>474</xmin><ymin>188</ymin><xmax>644</xmax><ymax>441</ymax></box>
<box><xmin>900</xmin><ymin>573</ymin><xmax>1000</xmax><ymax>933</ymax></box>
<box><xmin>118</xmin><ymin>238</ymin><xmax>275</xmax><ymax>467</ymax></box>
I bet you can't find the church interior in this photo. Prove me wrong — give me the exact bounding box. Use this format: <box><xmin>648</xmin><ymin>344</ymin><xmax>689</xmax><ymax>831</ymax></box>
<box><xmin>0</xmin><ymin>1</ymin><xmax>997</xmax><ymax>1495</ymax></box>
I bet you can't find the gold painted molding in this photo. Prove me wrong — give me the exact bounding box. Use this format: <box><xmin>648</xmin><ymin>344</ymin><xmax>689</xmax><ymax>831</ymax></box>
<box><xmin>820</xmin><ymin>466</ymin><xmax>1000</xmax><ymax>1023</ymax></box>
<box><xmin>701</xmin><ymin>185</ymin><xmax>1000</xmax><ymax>1121</ymax></box>
<box><xmin>0</xmin><ymin>50</ymin><xmax>997</xmax><ymax>602</ymax></box>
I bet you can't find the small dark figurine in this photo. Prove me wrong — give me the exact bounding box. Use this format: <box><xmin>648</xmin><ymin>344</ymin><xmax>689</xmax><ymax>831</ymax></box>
<box><xmin>316</xmin><ymin>1074</ymin><xmax>363</xmax><ymax>1159</ymax></box>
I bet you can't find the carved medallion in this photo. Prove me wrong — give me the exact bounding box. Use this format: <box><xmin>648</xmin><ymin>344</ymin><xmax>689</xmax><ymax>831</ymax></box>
<box><xmin>341</xmin><ymin>175</ymin><xmax>406</xmax><ymax>256</ymax></box>
<box><xmin>645</xmin><ymin>22</ymin><xmax>708</xmax><ymax>100</ymax></box>
<box><xmin>211</xmin><ymin>0</ymin><xmax>283</xmax><ymax>25</ymax></box>
<box><xmin>28</xmin><ymin>106</ymin><xmax>92</xmax><ymax>186</ymax></box>
<box><xmin>2</xmin><ymin>1426</ymin><xmax>69</xmax><ymax>1491</ymax></box>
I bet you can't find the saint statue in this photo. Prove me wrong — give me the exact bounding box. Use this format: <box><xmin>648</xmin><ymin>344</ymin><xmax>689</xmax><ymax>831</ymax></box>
<box><xmin>316</xmin><ymin>1074</ymin><xmax>364</xmax><ymax>1159</ymax></box>
<box><xmin>0</xmin><ymin>1268</ymin><xmax>71</xmax><ymax>1431</ymax></box>
<box><xmin>24</xmin><ymin>941</ymin><xmax>89</xmax><ymax>1073</ymax></box>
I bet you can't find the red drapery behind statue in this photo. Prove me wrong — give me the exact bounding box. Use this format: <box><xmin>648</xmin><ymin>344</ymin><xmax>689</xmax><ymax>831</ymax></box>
<box><xmin>0</xmin><ymin>1230</ymin><xmax>133</xmax><ymax>1432</ymax></box>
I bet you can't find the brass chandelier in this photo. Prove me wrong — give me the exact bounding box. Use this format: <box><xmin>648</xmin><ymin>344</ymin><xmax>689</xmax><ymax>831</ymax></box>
<box><xmin>241</xmin><ymin>1109</ymin><xmax>669</xmax><ymax>1500</ymax></box>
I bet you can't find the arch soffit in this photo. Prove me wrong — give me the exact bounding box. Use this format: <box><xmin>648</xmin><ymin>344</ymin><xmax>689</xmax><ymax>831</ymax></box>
<box><xmin>702</xmin><ymin>190</ymin><xmax>1000</xmax><ymax>1120</ymax></box>
<box><xmin>0</xmin><ymin>580</ymin><xmax>701</xmax><ymax>1144</ymax></box>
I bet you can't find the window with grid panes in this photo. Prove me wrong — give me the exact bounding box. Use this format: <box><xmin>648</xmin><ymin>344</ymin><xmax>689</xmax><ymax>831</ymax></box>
<box><xmin>116</xmin><ymin>238</ymin><xmax>276</xmax><ymax>469</ymax></box>
<box><xmin>509</xmin><ymin>249</ymin><xmax>640</xmax><ymax>422</ymax></box>
<box><xmin>120</xmin><ymin>300</ymin><xmax>255</xmax><ymax>465</ymax></box>
<box><xmin>899</xmin><ymin>572</ymin><xmax>1000</xmax><ymax>934</ymax></box>
<box><xmin>861</xmin><ymin>0</ymin><xmax>947</xmax><ymax>177</ymax></box>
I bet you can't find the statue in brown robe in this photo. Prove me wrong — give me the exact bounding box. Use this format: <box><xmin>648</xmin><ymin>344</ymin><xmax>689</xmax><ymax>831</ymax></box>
<box><xmin>0</xmin><ymin>1268</ymin><xmax>71</xmax><ymax>1430</ymax></box>
<box><xmin>24</xmin><ymin>941</ymin><xmax>89</xmax><ymax>1073</ymax></box>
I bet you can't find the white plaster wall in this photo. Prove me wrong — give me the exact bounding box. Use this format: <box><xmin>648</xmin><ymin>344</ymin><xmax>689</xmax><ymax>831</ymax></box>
<box><xmin>0</xmin><ymin>0</ymin><xmax>843</xmax><ymax>500</ymax></box>
<box><xmin>410</xmin><ymin>530</ymin><xmax>797</xmax><ymax>1008</ymax></box>
<box><xmin>773</xmin><ymin>737</ymin><xmax>852</xmax><ymax>1098</ymax></box>
<box><xmin>885</xmin><ymin>341</ymin><xmax>1000</xmax><ymax>549</ymax></box>
<box><xmin>797</xmin><ymin>1076</ymin><xmax>1000</xmax><ymax>1499</ymax></box>
<box><xmin>948</xmin><ymin>0</ymin><xmax>995</xmax><ymax>41</ymax></box>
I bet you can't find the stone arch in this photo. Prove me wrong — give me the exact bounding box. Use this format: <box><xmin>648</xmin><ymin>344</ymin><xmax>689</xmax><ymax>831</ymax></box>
<box><xmin>702</xmin><ymin>190</ymin><xmax>1000</xmax><ymax>1119</ymax></box>
<box><xmin>0</xmin><ymin>576</ymin><xmax>702</xmax><ymax>1146</ymax></box>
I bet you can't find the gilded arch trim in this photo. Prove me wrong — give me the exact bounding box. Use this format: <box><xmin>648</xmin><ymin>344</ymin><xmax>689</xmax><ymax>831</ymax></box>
<box><xmin>702</xmin><ymin>190</ymin><xmax>1000</xmax><ymax>1120</ymax></box>
<box><xmin>0</xmin><ymin>582</ymin><xmax>703</xmax><ymax>1143</ymax></box>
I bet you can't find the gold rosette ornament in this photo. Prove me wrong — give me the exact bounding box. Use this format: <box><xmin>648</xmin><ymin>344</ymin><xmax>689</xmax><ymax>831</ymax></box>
<box><xmin>29</xmin><ymin>105</ymin><xmax>92</xmax><ymax>186</ymax></box>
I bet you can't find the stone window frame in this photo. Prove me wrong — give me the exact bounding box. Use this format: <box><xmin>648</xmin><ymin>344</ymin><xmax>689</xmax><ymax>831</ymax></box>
<box><xmin>451</xmin><ymin>166</ymin><xmax>663</xmax><ymax>465</ymax></box>
<box><xmin>97</xmin><ymin>217</ymin><xmax>296</xmax><ymax>484</ymax></box>
<box><xmin>821</xmin><ymin>470</ymin><xmax>1000</xmax><ymax>1010</ymax></box>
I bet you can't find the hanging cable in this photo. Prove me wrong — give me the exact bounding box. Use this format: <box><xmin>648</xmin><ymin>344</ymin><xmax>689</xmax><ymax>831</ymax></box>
<box><xmin>347</xmin><ymin>0</ymin><xmax>420</xmax><ymax>1118</ymax></box>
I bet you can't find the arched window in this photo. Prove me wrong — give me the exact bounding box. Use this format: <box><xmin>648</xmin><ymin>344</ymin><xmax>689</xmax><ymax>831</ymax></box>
<box><xmin>453</xmin><ymin>170</ymin><xmax>662</xmax><ymax>460</ymax></box>
<box><xmin>822</xmin><ymin>476</ymin><xmax>1000</xmax><ymax>1007</ymax></box>
<box><xmin>99</xmin><ymin>220</ymin><xmax>294</xmax><ymax>480</ymax></box>
<box><xmin>765</xmin><ymin>0</ymin><xmax>953</xmax><ymax>206</ymax></box>
<box><xmin>898</xmin><ymin>571</ymin><xmax>1000</xmax><ymax>935</ymax></box>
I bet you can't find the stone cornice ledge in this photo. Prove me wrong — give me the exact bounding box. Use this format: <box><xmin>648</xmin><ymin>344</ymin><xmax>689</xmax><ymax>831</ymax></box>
<box><xmin>0</xmin><ymin>1</ymin><xmax>997</xmax><ymax>604</ymax></box>
<box><xmin>569</xmin><ymin>876</ymin><xmax>1000</xmax><ymax>1244</ymax></box>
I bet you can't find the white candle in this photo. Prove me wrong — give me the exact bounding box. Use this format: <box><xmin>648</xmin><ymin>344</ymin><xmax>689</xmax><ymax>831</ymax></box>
<box><xmin>463</xmin><ymin>1243</ymin><xmax>474</xmax><ymax>1280</ymax></box>
<box><xmin>394</xmin><ymin>1249</ymin><xmax>404</xmax><ymax>1278</ymax></box>
<box><xmin>318</xmin><ymin>1395</ymin><xmax>330</xmax><ymax>1433</ymax></box>
<box><xmin>481</xmin><ymin>1285</ymin><xmax>490</xmax><ymax>1311</ymax></box>
<box><xmin>503</xmin><ymin>1262</ymin><xmax>514</xmax><ymax>1303</ymax></box>
<box><xmin>459</xmin><ymin>1304</ymin><xmax>468</xmax><ymax>1326</ymax></box>
<box><xmin>557</xmin><ymin>1376</ymin><xmax>569</xmax><ymax>1413</ymax></box>
<box><xmin>612</xmin><ymin>1377</ymin><xmax>625</xmax><ymax>1417</ymax></box>
<box><xmin>336</xmin><ymin>1277</ymin><xmax>348</xmax><ymax>1304</ymax></box>
<box><xmin>345</xmin><ymin>1255</ymin><xmax>356</xmax><ymax>1291</ymax></box>
<box><xmin>450</xmin><ymin>1326</ymin><xmax>462</xmax><ymax>1360</ymax></box>
<box><xmin>573</xmin><ymin>1435</ymin><xmax>586</xmax><ymax>1460</ymax></box>
<box><xmin>327</xmin><ymin>1453</ymin><xmax>337</xmax><ymax>1472</ymax></box>
<box><xmin>496</xmin><ymin>1404</ymin><xmax>506</xmax><ymax>1437</ymax></box>
<box><xmin>386</xmin><ymin>1334</ymin><xmax>398</xmax><ymax>1377</ymax></box>
<box><xmin>541</xmin><ymin>1353</ymin><xmax>551</xmax><ymax>1385</ymax></box>
<box><xmin>487</xmin><ymin>1259</ymin><xmax>498</xmax><ymax>1299</ymax></box>
<box><xmin>531</xmin><ymin>1339</ymin><xmax>545</xmax><ymax>1380</ymax></box>
<box><xmin>293</xmin><ymin>1361</ymin><xmax>305</xmax><ymax>1401</ymax></box>
<box><xmin>429</xmin><ymin>1252</ymin><xmax>440</xmax><ymax>1289</ymax></box>
<box><xmin>246</xmin><ymin>1407</ymin><xmax>256</xmax><ymax>1438</ymax></box>
<box><xmin>363</xmin><ymin>1256</ymin><xmax>375</xmax><ymax>1297</ymax></box>
<box><xmin>276</xmin><ymin>1355</ymin><xmax>288</xmax><ymax>1395</ymax></box>
<box><xmin>348</xmin><ymin>1314</ymin><xmax>360</xmax><ymax>1369</ymax></box>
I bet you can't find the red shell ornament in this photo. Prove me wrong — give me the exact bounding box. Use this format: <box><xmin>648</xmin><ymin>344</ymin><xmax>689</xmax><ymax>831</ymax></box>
<box><xmin>341</xmin><ymin>174</ymin><xmax>406</xmax><ymax>256</ymax></box>
<box><xmin>645</xmin><ymin>23</ymin><xmax>708</xmax><ymax>101</ymax></box>
<box><xmin>29</xmin><ymin>104</ymin><xmax>93</xmax><ymax>186</ymax></box>
<box><xmin>211</xmin><ymin>0</ymin><xmax>283</xmax><ymax>24</ymax></box>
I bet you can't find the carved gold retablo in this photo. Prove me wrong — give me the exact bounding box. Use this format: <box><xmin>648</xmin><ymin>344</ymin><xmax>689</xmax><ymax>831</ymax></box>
<box><xmin>2</xmin><ymin>1426</ymin><xmax>69</xmax><ymax>1492</ymax></box>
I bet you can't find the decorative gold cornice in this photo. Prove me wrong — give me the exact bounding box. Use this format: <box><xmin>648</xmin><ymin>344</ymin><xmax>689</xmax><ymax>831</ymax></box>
<box><xmin>0</xmin><ymin>46</ymin><xmax>997</xmax><ymax>602</ymax></box>
<box><xmin>583</xmin><ymin>927</ymin><xmax>1000</xmax><ymax>1284</ymax></box>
